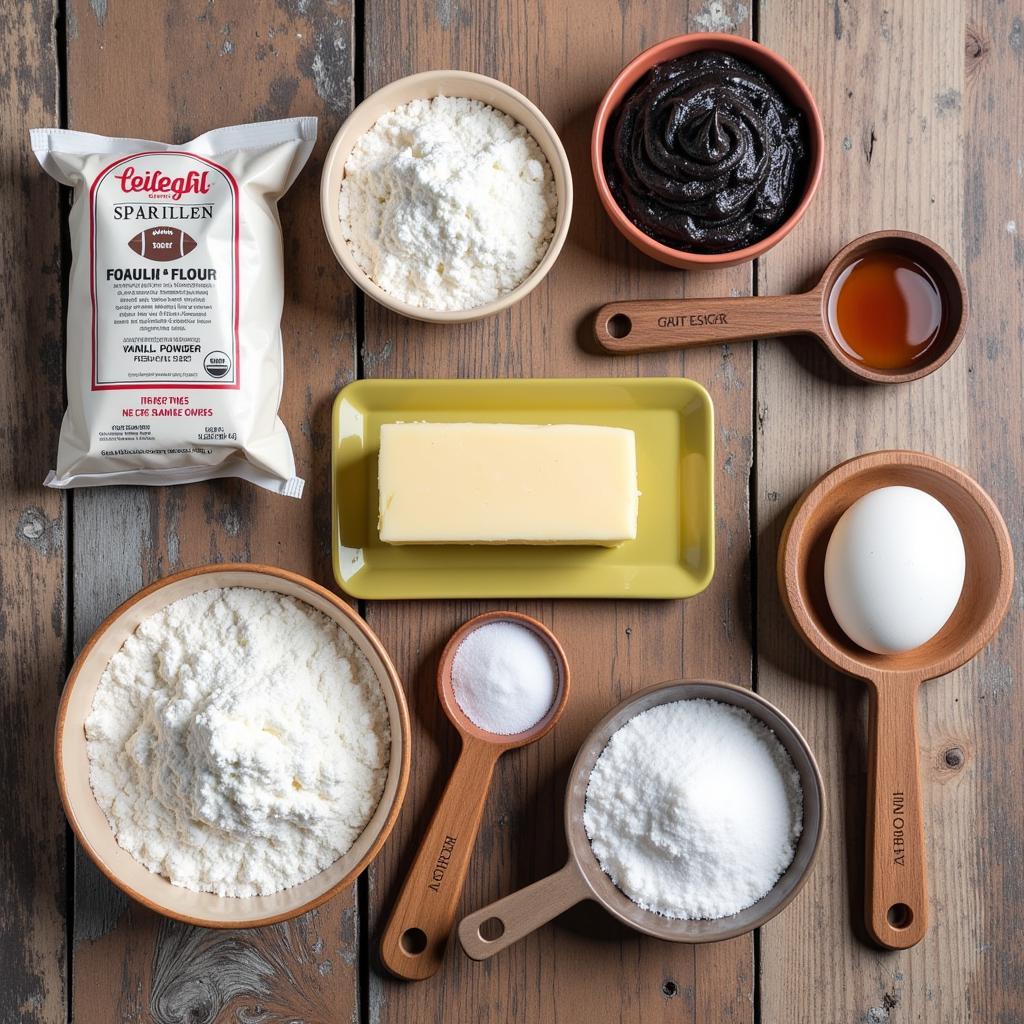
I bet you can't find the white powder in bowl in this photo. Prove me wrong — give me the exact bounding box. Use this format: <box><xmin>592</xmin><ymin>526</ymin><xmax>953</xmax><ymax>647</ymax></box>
<box><xmin>85</xmin><ymin>587</ymin><xmax>391</xmax><ymax>897</ymax></box>
<box><xmin>338</xmin><ymin>95</ymin><xmax>557</xmax><ymax>311</ymax></box>
<box><xmin>584</xmin><ymin>699</ymin><xmax>803</xmax><ymax>920</ymax></box>
<box><xmin>451</xmin><ymin>621</ymin><xmax>557</xmax><ymax>735</ymax></box>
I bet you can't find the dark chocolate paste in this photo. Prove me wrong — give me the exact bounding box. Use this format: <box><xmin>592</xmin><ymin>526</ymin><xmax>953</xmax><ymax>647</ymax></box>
<box><xmin>605</xmin><ymin>51</ymin><xmax>809</xmax><ymax>254</ymax></box>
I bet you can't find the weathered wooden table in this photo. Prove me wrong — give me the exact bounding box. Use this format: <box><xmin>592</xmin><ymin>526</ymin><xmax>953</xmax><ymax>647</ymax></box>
<box><xmin>4</xmin><ymin>0</ymin><xmax>1021</xmax><ymax>1020</ymax></box>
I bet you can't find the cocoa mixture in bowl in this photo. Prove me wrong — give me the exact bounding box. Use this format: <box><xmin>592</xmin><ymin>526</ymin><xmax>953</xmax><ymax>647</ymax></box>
<box><xmin>604</xmin><ymin>51</ymin><xmax>809</xmax><ymax>254</ymax></box>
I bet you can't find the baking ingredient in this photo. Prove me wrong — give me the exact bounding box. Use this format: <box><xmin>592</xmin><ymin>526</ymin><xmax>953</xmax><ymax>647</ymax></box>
<box><xmin>605</xmin><ymin>51</ymin><xmax>808</xmax><ymax>253</ymax></box>
<box><xmin>828</xmin><ymin>251</ymin><xmax>946</xmax><ymax>370</ymax></box>
<box><xmin>451</xmin><ymin>621</ymin><xmax>557</xmax><ymax>735</ymax></box>
<box><xmin>584</xmin><ymin>699</ymin><xmax>803</xmax><ymax>920</ymax></box>
<box><xmin>377</xmin><ymin>422</ymin><xmax>639</xmax><ymax>545</ymax></box>
<box><xmin>85</xmin><ymin>587</ymin><xmax>391</xmax><ymax>897</ymax></box>
<box><xmin>338</xmin><ymin>96</ymin><xmax>557</xmax><ymax>311</ymax></box>
<box><xmin>824</xmin><ymin>486</ymin><xmax>965</xmax><ymax>654</ymax></box>
<box><xmin>31</xmin><ymin>119</ymin><xmax>316</xmax><ymax>496</ymax></box>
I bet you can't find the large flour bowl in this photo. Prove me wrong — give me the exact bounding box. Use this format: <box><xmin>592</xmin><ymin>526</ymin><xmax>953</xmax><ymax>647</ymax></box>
<box><xmin>56</xmin><ymin>564</ymin><xmax>410</xmax><ymax>928</ymax></box>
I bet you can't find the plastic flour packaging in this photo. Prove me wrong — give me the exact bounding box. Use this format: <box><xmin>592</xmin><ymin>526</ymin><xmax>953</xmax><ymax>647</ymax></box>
<box><xmin>31</xmin><ymin>118</ymin><xmax>317</xmax><ymax>497</ymax></box>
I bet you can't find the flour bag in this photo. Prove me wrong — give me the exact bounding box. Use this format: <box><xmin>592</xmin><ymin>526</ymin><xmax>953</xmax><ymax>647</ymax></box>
<box><xmin>31</xmin><ymin>118</ymin><xmax>317</xmax><ymax>497</ymax></box>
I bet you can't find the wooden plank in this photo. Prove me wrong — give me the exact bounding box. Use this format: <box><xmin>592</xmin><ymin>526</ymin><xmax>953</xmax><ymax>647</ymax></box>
<box><xmin>755</xmin><ymin>1</ymin><xmax>1022</xmax><ymax>1020</ymax></box>
<box><xmin>0</xmin><ymin>2</ymin><xmax>68</xmax><ymax>1022</ymax></box>
<box><xmin>958</xmin><ymin>2</ymin><xmax>1024</xmax><ymax>1016</ymax></box>
<box><xmin>360</xmin><ymin>2</ymin><xmax>756</xmax><ymax>1021</ymax></box>
<box><xmin>64</xmin><ymin>1</ymin><xmax>360</xmax><ymax>1020</ymax></box>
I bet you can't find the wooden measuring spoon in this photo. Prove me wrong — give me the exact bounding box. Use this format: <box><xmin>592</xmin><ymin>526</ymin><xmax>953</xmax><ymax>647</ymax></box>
<box><xmin>778</xmin><ymin>451</ymin><xmax>1013</xmax><ymax>949</ymax></box>
<box><xmin>379</xmin><ymin>611</ymin><xmax>570</xmax><ymax>980</ymax></box>
<box><xmin>592</xmin><ymin>230</ymin><xmax>968</xmax><ymax>384</ymax></box>
<box><xmin>458</xmin><ymin>680</ymin><xmax>825</xmax><ymax>958</ymax></box>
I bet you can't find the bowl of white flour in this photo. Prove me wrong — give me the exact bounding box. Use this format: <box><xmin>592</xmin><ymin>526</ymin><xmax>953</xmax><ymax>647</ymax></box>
<box><xmin>320</xmin><ymin>70</ymin><xmax>572</xmax><ymax>322</ymax></box>
<box><xmin>56</xmin><ymin>564</ymin><xmax>410</xmax><ymax>928</ymax></box>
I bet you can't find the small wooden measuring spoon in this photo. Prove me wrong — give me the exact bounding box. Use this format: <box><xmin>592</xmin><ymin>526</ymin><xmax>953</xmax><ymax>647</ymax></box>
<box><xmin>592</xmin><ymin>230</ymin><xmax>968</xmax><ymax>384</ymax></box>
<box><xmin>379</xmin><ymin>611</ymin><xmax>570</xmax><ymax>980</ymax></box>
<box><xmin>778</xmin><ymin>451</ymin><xmax>1013</xmax><ymax>949</ymax></box>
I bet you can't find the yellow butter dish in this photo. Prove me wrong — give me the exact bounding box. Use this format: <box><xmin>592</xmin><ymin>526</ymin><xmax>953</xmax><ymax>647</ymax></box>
<box><xmin>332</xmin><ymin>378</ymin><xmax>714</xmax><ymax>600</ymax></box>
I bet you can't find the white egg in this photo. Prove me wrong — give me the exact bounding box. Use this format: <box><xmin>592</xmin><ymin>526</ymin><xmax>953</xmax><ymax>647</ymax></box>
<box><xmin>823</xmin><ymin>485</ymin><xmax>965</xmax><ymax>655</ymax></box>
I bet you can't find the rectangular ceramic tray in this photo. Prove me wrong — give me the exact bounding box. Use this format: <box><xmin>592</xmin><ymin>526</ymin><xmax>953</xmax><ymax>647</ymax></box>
<box><xmin>331</xmin><ymin>378</ymin><xmax>714</xmax><ymax>600</ymax></box>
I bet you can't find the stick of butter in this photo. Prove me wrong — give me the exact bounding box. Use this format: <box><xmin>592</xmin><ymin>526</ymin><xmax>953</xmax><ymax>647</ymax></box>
<box><xmin>378</xmin><ymin>422</ymin><xmax>639</xmax><ymax>546</ymax></box>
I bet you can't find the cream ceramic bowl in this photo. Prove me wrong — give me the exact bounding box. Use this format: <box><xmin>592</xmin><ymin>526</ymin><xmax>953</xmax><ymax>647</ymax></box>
<box><xmin>320</xmin><ymin>69</ymin><xmax>573</xmax><ymax>323</ymax></box>
<box><xmin>56</xmin><ymin>564</ymin><xmax>411</xmax><ymax>928</ymax></box>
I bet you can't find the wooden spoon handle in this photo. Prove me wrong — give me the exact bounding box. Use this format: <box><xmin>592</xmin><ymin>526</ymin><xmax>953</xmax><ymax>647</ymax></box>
<box><xmin>379</xmin><ymin>739</ymin><xmax>500</xmax><ymax>980</ymax></box>
<box><xmin>457</xmin><ymin>860</ymin><xmax>590</xmax><ymax>961</ymax></box>
<box><xmin>864</xmin><ymin>677</ymin><xmax>929</xmax><ymax>948</ymax></box>
<box><xmin>592</xmin><ymin>294</ymin><xmax>823</xmax><ymax>353</ymax></box>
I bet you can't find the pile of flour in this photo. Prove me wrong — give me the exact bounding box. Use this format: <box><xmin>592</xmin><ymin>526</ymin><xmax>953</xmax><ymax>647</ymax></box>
<box><xmin>85</xmin><ymin>587</ymin><xmax>391</xmax><ymax>897</ymax></box>
<box><xmin>338</xmin><ymin>95</ymin><xmax>557</xmax><ymax>310</ymax></box>
<box><xmin>584</xmin><ymin>699</ymin><xmax>803</xmax><ymax>920</ymax></box>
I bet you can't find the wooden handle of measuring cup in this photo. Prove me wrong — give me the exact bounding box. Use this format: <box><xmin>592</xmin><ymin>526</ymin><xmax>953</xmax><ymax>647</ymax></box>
<box><xmin>458</xmin><ymin>860</ymin><xmax>591</xmax><ymax>961</ymax></box>
<box><xmin>864</xmin><ymin>674</ymin><xmax>929</xmax><ymax>949</ymax></box>
<box><xmin>379</xmin><ymin>739</ymin><xmax>500</xmax><ymax>980</ymax></box>
<box><xmin>592</xmin><ymin>294</ymin><xmax>823</xmax><ymax>354</ymax></box>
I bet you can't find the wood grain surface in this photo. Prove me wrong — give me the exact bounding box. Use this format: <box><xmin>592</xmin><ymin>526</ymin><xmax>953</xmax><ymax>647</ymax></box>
<box><xmin>757</xmin><ymin>2</ymin><xmax>1023</xmax><ymax>1020</ymax></box>
<box><xmin>62</xmin><ymin>1</ymin><xmax>360</xmax><ymax>1020</ymax></box>
<box><xmin>360</xmin><ymin>0</ymin><xmax>756</xmax><ymax>1021</ymax></box>
<box><xmin>1</xmin><ymin>0</ymin><xmax>1019</xmax><ymax>1021</ymax></box>
<box><xmin>0</xmin><ymin>2</ymin><xmax>68</xmax><ymax>1021</ymax></box>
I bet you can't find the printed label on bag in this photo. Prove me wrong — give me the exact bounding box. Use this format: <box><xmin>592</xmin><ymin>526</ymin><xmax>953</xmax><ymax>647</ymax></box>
<box><xmin>89</xmin><ymin>151</ymin><xmax>240</xmax><ymax>389</ymax></box>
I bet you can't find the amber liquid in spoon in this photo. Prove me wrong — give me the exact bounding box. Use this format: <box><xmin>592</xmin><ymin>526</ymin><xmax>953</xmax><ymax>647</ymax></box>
<box><xmin>827</xmin><ymin>251</ymin><xmax>946</xmax><ymax>370</ymax></box>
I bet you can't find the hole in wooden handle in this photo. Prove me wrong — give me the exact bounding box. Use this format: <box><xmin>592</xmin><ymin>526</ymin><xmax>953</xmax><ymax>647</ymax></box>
<box><xmin>477</xmin><ymin>916</ymin><xmax>505</xmax><ymax>942</ymax></box>
<box><xmin>606</xmin><ymin>313</ymin><xmax>632</xmax><ymax>339</ymax></box>
<box><xmin>886</xmin><ymin>903</ymin><xmax>913</xmax><ymax>929</ymax></box>
<box><xmin>400</xmin><ymin>927</ymin><xmax>428</xmax><ymax>955</ymax></box>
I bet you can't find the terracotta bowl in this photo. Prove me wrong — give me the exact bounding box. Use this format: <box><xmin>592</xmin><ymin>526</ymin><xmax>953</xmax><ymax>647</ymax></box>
<box><xmin>592</xmin><ymin>33</ymin><xmax>824</xmax><ymax>270</ymax></box>
<box><xmin>320</xmin><ymin>69</ymin><xmax>573</xmax><ymax>323</ymax></box>
<box><xmin>56</xmin><ymin>564</ymin><xmax>411</xmax><ymax>928</ymax></box>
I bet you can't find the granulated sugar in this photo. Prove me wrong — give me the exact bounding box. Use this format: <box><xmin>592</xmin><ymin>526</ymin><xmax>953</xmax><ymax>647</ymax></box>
<box><xmin>451</xmin><ymin>621</ymin><xmax>556</xmax><ymax>735</ymax></box>
<box><xmin>584</xmin><ymin>699</ymin><xmax>802</xmax><ymax>920</ymax></box>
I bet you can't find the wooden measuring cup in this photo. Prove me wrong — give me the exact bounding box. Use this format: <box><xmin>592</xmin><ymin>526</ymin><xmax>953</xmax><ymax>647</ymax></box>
<box><xmin>592</xmin><ymin>230</ymin><xmax>968</xmax><ymax>384</ymax></box>
<box><xmin>778</xmin><ymin>451</ymin><xmax>1013</xmax><ymax>949</ymax></box>
<box><xmin>459</xmin><ymin>680</ymin><xmax>825</xmax><ymax>959</ymax></box>
<box><xmin>379</xmin><ymin>611</ymin><xmax>570</xmax><ymax>980</ymax></box>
